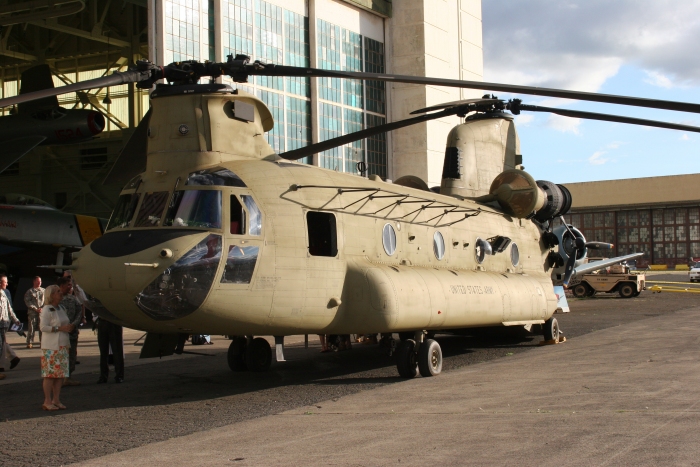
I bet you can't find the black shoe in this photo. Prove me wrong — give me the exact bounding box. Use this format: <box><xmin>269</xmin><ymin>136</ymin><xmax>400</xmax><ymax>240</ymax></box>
<box><xmin>10</xmin><ymin>357</ymin><xmax>19</xmax><ymax>369</ymax></box>
<box><xmin>114</xmin><ymin>377</ymin><xmax>123</xmax><ymax>384</ymax></box>
<box><xmin>96</xmin><ymin>377</ymin><xmax>108</xmax><ymax>384</ymax></box>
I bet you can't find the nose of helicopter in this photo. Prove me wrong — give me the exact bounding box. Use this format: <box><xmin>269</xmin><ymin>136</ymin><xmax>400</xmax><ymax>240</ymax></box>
<box><xmin>73</xmin><ymin>230</ymin><xmax>220</xmax><ymax>324</ymax></box>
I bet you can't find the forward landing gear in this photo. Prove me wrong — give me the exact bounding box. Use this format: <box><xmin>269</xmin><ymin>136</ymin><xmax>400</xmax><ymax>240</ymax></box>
<box><xmin>395</xmin><ymin>333</ymin><xmax>443</xmax><ymax>378</ymax></box>
<box><xmin>543</xmin><ymin>317</ymin><xmax>560</xmax><ymax>342</ymax></box>
<box><xmin>227</xmin><ymin>336</ymin><xmax>272</xmax><ymax>372</ymax></box>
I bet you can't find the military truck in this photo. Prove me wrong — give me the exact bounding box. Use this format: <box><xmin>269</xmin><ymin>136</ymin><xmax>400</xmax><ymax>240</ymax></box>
<box><xmin>568</xmin><ymin>263</ymin><xmax>646</xmax><ymax>298</ymax></box>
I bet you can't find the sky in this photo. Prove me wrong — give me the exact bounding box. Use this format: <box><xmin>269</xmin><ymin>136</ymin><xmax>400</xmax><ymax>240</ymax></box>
<box><xmin>481</xmin><ymin>0</ymin><xmax>700</xmax><ymax>184</ymax></box>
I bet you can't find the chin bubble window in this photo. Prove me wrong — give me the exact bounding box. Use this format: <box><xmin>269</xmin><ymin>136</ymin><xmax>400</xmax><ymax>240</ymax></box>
<box><xmin>510</xmin><ymin>243</ymin><xmax>520</xmax><ymax>266</ymax></box>
<box><xmin>475</xmin><ymin>237</ymin><xmax>492</xmax><ymax>264</ymax></box>
<box><xmin>135</xmin><ymin>234</ymin><xmax>222</xmax><ymax>320</ymax></box>
<box><xmin>382</xmin><ymin>223</ymin><xmax>397</xmax><ymax>256</ymax></box>
<box><xmin>221</xmin><ymin>245</ymin><xmax>259</xmax><ymax>283</ymax></box>
<box><xmin>433</xmin><ymin>231</ymin><xmax>445</xmax><ymax>260</ymax></box>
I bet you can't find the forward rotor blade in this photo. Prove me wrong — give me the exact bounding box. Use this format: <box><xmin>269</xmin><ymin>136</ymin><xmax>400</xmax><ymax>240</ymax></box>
<box><xmin>103</xmin><ymin>108</ymin><xmax>151</xmax><ymax>185</ymax></box>
<box><xmin>278</xmin><ymin>107</ymin><xmax>460</xmax><ymax>161</ymax></box>
<box><xmin>519</xmin><ymin>104</ymin><xmax>700</xmax><ymax>133</ymax></box>
<box><xmin>248</xmin><ymin>65</ymin><xmax>700</xmax><ymax>114</ymax></box>
<box><xmin>585</xmin><ymin>241</ymin><xmax>614</xmax><ymax>249</ymax></box>
<box><xmin>0</xmin><ymin>70</ymin><xmax>148</xmax><ymax>109</ymax></box>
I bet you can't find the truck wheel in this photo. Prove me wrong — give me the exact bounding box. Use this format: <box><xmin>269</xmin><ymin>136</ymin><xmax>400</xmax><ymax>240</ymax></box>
<box><xmin>618</xmin><ymin>283</ymin><xmax>635</xmax><ymax>298</ymax></box>
<box><xmin>543</xmin><ymin>317</ymin><xmax>560</xmax><ymax>342</ymax></box>
<box><xmin>633</xmin><ymin>290</ymin><xmax>641</xmax><ymax>297</ymax></box>
<box><xmin>572</xmin><ymin>283</ymin><xmax>590</xmax><ymax>298</ymax></box>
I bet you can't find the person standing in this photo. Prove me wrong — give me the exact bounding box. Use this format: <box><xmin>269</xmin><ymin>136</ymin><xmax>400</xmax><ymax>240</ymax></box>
<box><xmin>97</xmin><ymin>317</ymin><xmax>124</xmax><ymax>384</ymax></box>
<box><xmin>0</xmin><ymin>274</ymin><xmax>20</xmax><ymax>379</ymax></box>
<box><xmin>39</xmin><ymin>285</ymin><xmax>73</xmax><ymax>410</ymax></box>
<box><xmin>24</xmin><ymin>276</ymin><xmax>44</xmax><ymax>349</ymax></box>
<box><xmin>57</xmin><ymin>277</ymin><xmax>82</xmax><ymax>386</ymax></box>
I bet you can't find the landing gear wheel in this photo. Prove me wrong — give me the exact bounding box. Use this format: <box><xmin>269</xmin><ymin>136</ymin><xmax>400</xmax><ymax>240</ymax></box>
<box><xmin>418</xmin><ymin>339</ymin><xmax>442</xmax><ymax>377</ymax></box>
<box><xmin>572</xmin><ymin>283</ymin><xmax>590</xmax><ymax>298</ymax></box>
<box><xmin>227</xmin><ymin>337</ymin><xmax>247</xmax><ymax>372</ymax></box>
<box><xmin>543</xmin><ymin>317</ymin><xmax>560</xmax><ymax>342</ymax></box>
<box><xmin>245</xmin><ymin>337</ymin><xmax>272</xmax><ymax>372</ymax></box>
<box><xmin>396</xmin><ymin>339</ymin><xmax>418</xmax><ymax>378</ymax></box>
<box><xmin>618</xmin><ymin>283</ymin><xmax>635</xmax><ymax>298</ymax></box>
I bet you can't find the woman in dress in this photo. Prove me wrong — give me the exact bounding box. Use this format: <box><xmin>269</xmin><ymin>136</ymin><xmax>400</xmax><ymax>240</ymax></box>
<box><xmin>39</xmin><ymin>285</ymin><xmax>74</xmax><ymax>411</ymax></box>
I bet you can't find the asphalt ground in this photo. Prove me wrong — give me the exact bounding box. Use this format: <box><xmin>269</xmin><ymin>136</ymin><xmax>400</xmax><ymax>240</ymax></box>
<box><xmin>1</xmin><ymin>278</ymin><xmax>698</xmax><ymax>467</ymax></box>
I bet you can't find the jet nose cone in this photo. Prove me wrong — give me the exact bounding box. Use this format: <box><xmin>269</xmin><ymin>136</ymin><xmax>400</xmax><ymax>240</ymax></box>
<box><xmin>88</xmin><ymin>111</ymin><xmax>105</xmax><ymax>135</ymax></box>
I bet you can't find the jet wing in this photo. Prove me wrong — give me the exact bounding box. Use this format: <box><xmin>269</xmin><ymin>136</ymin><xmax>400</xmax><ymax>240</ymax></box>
<box><xmin>571</xmin><ymin>252</ymin><xmax>645</xmax><ymax>278</ymax></box>
<box><xmin>0</xmin><ymin>135</ymin><xmax>47</xmax><ymax>173</ymax></box>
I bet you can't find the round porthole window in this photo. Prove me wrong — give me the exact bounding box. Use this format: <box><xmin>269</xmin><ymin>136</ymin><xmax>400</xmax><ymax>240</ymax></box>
<box><xmin>382</xmin><ymin>223</ymin><xmax>397</xmax><ymax>256</ymax></box>
<box><xmin>475</xmin><ymin>237</ymin><xmax>492</xmax><ymax>264</ymax></box>
<box><xmin>433</xmin><ymin>231</ymin><xmax>445</xmax><ymax>260</ymax></box>
<box><xmin>510</xmin><ymin>243</ymin><xmax>520</xmax><ymax>266</ymax></box>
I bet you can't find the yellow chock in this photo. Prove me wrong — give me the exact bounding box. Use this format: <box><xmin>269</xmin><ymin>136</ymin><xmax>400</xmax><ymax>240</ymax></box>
<box><xmin>538</xmin><ymin>335</ymin><xmax>566</xmax><ymax>346</ymax></box>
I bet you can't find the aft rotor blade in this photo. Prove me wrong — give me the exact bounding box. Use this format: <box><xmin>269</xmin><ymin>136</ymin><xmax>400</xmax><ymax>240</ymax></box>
<box><xmin>249</xmin><ymin>65</ymin><xmax>700</xmax><ymax>114</ymax></box>
<box><xmin>278</xmin><ymin>107</ymin><xmax>459</xmax><ymax>161</ymax></box>
<box><xmin>0</xmin><ymin>70</ymin><xmax>148</xmax><ymax>109</ymax></box>
<box><xmin>519</xmin><ymin>104</ymin><xmax>700</xmax><ymax>133</ymax></box>
<box><xmin>410</xmin><ymin>98</ymin><xmax>501</xmax><ymax>114</ymax></box>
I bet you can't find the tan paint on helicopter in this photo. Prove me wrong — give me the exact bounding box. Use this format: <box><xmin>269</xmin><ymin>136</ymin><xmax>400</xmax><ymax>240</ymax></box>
<box><xmin>73</xmin><ymin>90</ymin><xmax>557</xmax><ymax>336</ymax></box>
<box><xmin>440</xmin><ymin>117</ymin><xmax>520</xmax><ymax>198</ymax></box>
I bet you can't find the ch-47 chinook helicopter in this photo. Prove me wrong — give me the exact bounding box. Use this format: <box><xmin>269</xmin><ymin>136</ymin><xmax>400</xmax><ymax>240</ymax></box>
<box><xmin>4</xmin><ymin>56</ymin><xmax>700</xmax><ymax>378</ymax></box>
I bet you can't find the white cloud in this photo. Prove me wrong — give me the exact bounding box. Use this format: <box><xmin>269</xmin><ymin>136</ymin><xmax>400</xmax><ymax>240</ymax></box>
<box><xmin>606</xmin><ymin>141</ymin><xmax>627</xmax><ymax>149</ymax></box>
<box><xmin>644</xmin><ymin>70</ymin><xmax>674</xmax><ymax>88</ymax></box>
<box><xmin>515</xmin><ymin>114</ymin><xmax>534</xmax><ymax>125</ymax></box>
<box><xmin>680</xmin><ymin>133</ymin><xmax>691</xmax><ymax>141</ymax></box>
<box><xmin>483</xmin><ymin>1</ymin><xmax>700</xmax><ymax>90</ymax></box>
<box><xmin>588</xmin><ymin>151</ymin><xmax>609</xmax><ymax>165</ymax></box>
<box><xmin>547</xmin><ymin>114</ymin><xmax>581</xmax><ymax>134</ymax></box>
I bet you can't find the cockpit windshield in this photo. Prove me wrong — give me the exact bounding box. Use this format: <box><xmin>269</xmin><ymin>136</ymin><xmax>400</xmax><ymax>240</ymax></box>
<box><xmin>163</xmin><ymin>190</ymin><xmax>222</xmax><ymax>229</ymax></box>
<box><xmin>107</xmin><ymin>193</ymin><xmax>141</xmax><ymax>230</ymax></box>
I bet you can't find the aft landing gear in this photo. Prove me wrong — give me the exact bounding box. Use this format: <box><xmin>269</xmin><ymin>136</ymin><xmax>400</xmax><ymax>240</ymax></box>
<box><xmin>395</xmin><ymin>333</ymin><xmax>443</xmax><ymax>378</ymax></box>
<box><xmin>543</xmin><ymin>317</ymin><xmax>560</xmax><ymax>342</ymax></box>
<box><xmin>227</xmin><ymin>336</ymin><xmax>272</xmax><ymax>372</ymax></box>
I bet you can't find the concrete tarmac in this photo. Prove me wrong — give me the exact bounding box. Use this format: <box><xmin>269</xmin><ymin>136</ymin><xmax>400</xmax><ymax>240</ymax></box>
<box><xmin>76</xmin><ymin>305</ymin><xmax>700</xmax><ymax>466</ymax></box>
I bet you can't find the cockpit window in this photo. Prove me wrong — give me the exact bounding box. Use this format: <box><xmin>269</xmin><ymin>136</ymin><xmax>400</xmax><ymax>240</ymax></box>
<box><xmin>107</xmin><ymin>193</ymin><xmax>141</xmax><ymax>230</ymax></box>
<box><xmin>186</xmin><ymin>168</ymin><xmax>247</xmax><ymax>187</ymax></box>
<box><xmin>241</xmin><ymin>195</ymin><xmax>261</xmax><ymax>236</ymax></box>
<box><xmin>164</xmin><ymin>190</ymin><xmax>222</xmax><ymax>229</ymax></box>
<box><xmin>134</xmin><ymin>192</ymin><xmax>169</xmax><ymax>227</ymax></box>
<box><xmin>230</xmin><ymin>195</ymin><xmax>246</xmax><ymax>234</ymax></box>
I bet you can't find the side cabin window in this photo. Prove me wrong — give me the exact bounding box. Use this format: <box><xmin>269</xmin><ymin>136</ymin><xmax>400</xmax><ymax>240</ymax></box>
<box><xmin>307</xmin><ymin>211</ymin><xmax>337</xmax><ymax>257</ymax></box>
<box><xmin>163</xmin><ymin>190</ymin><xmax>222</xmax><ymax>229</ymax></box>
<box><xmin>134</xmin><ymin>191</ymin><xmax>169</xmax><ymax>227</ymax></box>
<box><xmin>107</xmin><ymin>193</ymin><xmax>141</xmax><ymax>230</ymax></box>
<box><xmin>186</xmin><ymin>168</ymin><xmax>247</xmax><ymax>187</ymax></box>
<box><xmin>230</xmin><ymin>195</ymin><xmax>246</xmax><ymax>234</ymax></box>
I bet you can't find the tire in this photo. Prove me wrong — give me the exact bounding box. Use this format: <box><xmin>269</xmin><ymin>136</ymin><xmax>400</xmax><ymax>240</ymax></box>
<box><xmin>227</xmin><ymin>337</ymin><xmax>247</xmax><ymax>372</ymax></box>
<box><xmin>245</xmin><ymin>337</ymin><xmax>272</xmax><ymax>372</ymax></box>
<box><xmin>543</xmin><ymin>317</ymin><xmax>560</xmax><ymax>342</ymax></box>
<box><xmin>418</xmin><ymin>339</ymin><xmax>442</xmax><ymax>377</ymax></box>
<box><xmin>396</xmin><ymin>339</ymin><xmax>418</xmax><ymax>378</ymax></box>
<box><xmin>633</xmin><ymin>290</ymin><xmax>641</xmax><ymax>297</ymax></box>
<box><xmin>572</xmin><ymin>283</ymin><xmax>590</xmax><ymax>298</ymax></box>
<box><xmin>618</xmin><ymin>283</ymin><xmax>635</xmax><ymax>298</ymax></box>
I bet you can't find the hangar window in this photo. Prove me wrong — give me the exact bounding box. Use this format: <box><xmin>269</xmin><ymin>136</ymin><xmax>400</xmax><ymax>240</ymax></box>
<box><xmin>134</xmin><ymin>192</ymin><xmax>170</xmax><ymax>227</ymax></box>
<box><xmin>307</xmin><ymin>211</ymin><xmax>337</xmax><ymax>257</ymax></box>
<box><xmin>433</xmin><ymin>231</ymin><xmax>445</xmax><ymax>260</ymax></box>
<box><xmin>230</xmin><ymin>195</ymin><xmax>246</xmax><ymax>235</ymax></box>
<box><xmin>221</xmin><ymin>245</ymin><xmax>259</xmax><ymax>284</ymax></box>
<box><xmin>107</xmin><ymin>193</ymin><xmax>141</xmax><ymax>230</ymax></box>
<box><xmin>382</xmin><ymin>223</ymin><xmax>396</xmax><ymax>256</ymax></box>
